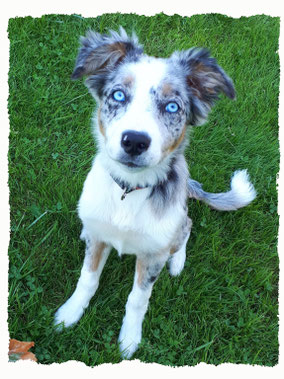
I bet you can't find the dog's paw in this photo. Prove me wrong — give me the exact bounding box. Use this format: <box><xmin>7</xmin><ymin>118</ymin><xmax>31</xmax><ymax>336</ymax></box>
<box><xmin>118</xmin><ymin>325</ymin><xmax>141</xmax><ymax>359</ymax></box>
<box><xmin>168</xmin><ymin>249</ymin><xmax>186</xmax><ymax>276</ymax></box>
<box><xmin>119</xmin><ymin>337</ymin><xmax>139</xmax><ymax>359</ymax></box>
<box><xmin>54</xmin><ymin>298</ymin><xmax>85</xmax><ymax>330</ymax></box>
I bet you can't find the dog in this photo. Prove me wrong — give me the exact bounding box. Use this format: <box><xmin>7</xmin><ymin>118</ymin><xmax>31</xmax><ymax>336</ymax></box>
<box><xmin>54</xmin><ymin>27</ymin><xmax>256</xmax><ymax>358</ymax></box>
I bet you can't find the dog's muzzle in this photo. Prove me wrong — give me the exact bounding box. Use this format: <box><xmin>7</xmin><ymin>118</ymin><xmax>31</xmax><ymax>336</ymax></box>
<box><xmin>121</xmin><ymin>131</ymin><xmax>151</xmax><ymax>157</ymax></box>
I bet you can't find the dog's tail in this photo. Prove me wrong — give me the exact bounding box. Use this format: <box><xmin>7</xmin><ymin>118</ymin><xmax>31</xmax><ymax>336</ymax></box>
<box><xmin>188</xmin><ymin>169</ymin><xmax>256</xmax><ymax>211</ymax></box>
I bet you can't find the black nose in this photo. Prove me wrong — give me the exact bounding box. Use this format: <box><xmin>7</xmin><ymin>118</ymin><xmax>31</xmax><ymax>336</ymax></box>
<box><xmin>121</xmin><ymin>131</ymin><xmax>151</xmax><ymax>156</ymax></box>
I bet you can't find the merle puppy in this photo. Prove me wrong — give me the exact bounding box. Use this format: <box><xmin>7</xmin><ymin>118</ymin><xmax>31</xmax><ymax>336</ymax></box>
<box><xmin>54</xmin><ymin>27</ymin><xmax>256</xmax><ymax>358</ymax></box>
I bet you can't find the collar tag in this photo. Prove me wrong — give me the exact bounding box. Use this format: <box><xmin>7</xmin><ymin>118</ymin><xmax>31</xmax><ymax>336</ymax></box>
<box><xmin>121</xmin><ymin>188</ymin><xmax>129</xmax><ymax>201</ymax></box>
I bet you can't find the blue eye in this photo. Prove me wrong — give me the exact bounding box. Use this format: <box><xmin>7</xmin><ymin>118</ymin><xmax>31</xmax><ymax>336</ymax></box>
<box><xmin>112</xmin><ymin>90</ymin><xmax>126</xmax><ymax>102</ymax></box>
<box><xmin>165</xmin><ymin>102</ymin><xmax>179</xmax><ymax>113</ymax></box>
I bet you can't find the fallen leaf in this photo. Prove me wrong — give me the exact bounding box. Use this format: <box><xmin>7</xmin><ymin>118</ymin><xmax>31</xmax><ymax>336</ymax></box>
<box><xmin>9</xmin><ymin>339</ymin><xmax>37</xmax><ymax>362</ymax></box>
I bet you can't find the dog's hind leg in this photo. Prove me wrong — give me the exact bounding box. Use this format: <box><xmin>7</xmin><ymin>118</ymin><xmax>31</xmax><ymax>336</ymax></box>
<box><xmin>54</xmin><ymin>236</ymin><xmax>111</xmax><ymax>329</ymax></box>
<box><xmin>168</xmin><ymin>232</ymin><xmax>190</xmax><ymax>277</ymax></box>
<box><xmin>168</xmin><ymin>217</ymin><xmax>192</xmax><ymax>277</ymax></box>
<box><xmin>118</xmin><ymin>253</ymin><xmax>169</xmax><ymax>359</ymax></box>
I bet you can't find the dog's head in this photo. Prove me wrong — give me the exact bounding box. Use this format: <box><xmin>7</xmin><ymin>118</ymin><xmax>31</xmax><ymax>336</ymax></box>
<box><xmin>72</xmin><ymin>27</ymin><xmax>235</xmax><ymax>172</ymax></box>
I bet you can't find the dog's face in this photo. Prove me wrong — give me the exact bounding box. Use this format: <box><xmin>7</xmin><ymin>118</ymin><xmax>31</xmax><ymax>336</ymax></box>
<box><xmin>72</xmin><ymin>27</ymin><xmax>235</xmax><ymax>171</ymax></box>
<box><xmin>95</xmin><ymin>57</ymin><xmax>190</xmax><ymax>169</ymax></box>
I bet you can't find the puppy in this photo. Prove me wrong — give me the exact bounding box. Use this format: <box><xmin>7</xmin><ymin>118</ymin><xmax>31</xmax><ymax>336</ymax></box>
<box><xmin>54</xmin><ymin>27</ymin><xmax>256</xmax><ymax>358</ymax></box>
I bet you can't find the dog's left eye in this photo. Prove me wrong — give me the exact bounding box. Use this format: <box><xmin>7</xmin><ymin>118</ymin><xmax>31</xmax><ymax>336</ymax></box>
<box><xmin>112</xmin><ymin>90</ymin><xmax>126</xmax><ymax>102</ymax></box>
<box><xmin>165</xmin><ymin>102</ymin><xmax>179</xmax><ymax>113</ymax></box>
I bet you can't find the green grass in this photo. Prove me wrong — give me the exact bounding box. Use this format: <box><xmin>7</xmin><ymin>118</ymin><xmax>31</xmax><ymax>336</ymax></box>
<box><xmin>8</xmin><ymin>13</ymin><xmax>279</xmax><ymax>366</ymax></box>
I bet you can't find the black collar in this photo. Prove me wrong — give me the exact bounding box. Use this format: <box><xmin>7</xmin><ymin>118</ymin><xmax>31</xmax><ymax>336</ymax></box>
<box><xmin>110</xmin><ymin>173</ymin><xmax>151</xmax><ymax>200</ymax></box>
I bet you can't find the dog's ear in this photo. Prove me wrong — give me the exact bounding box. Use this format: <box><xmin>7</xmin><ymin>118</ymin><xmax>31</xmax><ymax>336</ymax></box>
<box><xmin>71</xmin><ymin>26</ymin><xmax>143</xmax><ymax>81</ymax></box>
<box><xmin>171</xmin><ymin>48</ymin><xmax>235</xmax><ymax>125</ymax></box>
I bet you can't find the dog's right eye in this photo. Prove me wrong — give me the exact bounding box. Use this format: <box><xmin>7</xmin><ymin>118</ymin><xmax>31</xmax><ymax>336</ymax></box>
<box><xmin>165</xmin><ymin>102</ymin><xmax>179</xmax><ymax>113</ymax></box>
<box><xmin>112</xmin><ymin>90</ymin><xmax>126</xmax><ymax>102</ymax></box>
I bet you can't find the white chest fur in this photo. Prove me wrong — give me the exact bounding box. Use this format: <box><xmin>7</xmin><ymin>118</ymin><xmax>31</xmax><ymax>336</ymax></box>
<box><xmin>78</xmin><ymin>155</ymin><xmax>184</xmax><ymax>256</ymax></box>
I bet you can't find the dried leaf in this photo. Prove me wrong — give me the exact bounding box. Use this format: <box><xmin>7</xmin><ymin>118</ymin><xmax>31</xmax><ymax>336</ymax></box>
<box><xmin>9</xmin><ymin>339</ymin><xmax>37</xmax><ymax>362</ymax></box>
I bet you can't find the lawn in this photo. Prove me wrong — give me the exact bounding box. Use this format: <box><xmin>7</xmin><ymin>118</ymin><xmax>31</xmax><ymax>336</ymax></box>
<box><xmin>8</xmin><ymin>13</ymin><xmax>279</xmax><ymax>366</ymax></box>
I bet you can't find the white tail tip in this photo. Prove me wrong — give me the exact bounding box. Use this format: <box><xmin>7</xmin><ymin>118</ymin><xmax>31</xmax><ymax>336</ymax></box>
<box><xmin>230</xmin><ymin>169</ymin><xmax>257</xmax><ymax>208</ymax></box>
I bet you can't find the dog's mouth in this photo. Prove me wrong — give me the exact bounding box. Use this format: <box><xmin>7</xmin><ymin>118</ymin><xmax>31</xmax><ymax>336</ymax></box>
<box><xmin>123</xmin><ymin>161</ymin><xmax>140</xmax><ymax>168</ymax></box>
<box><xmin>115</xmin><ymin>155</ymin><xmax>149</xmax><ymax>170</ymax></box>
<box><xmin>120</xmin><ymin>161</ymin><xmax>147</xmax><ymax>170</ymax></box>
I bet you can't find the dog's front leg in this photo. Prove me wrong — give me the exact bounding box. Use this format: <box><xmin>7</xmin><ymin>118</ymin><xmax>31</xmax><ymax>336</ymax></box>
<box><xmin>119</xmin><ymin>253</ymin><xmax>169</xmax><ymax>359</ymax></box>
<box><xmin>54</xmin><ymin>239</ymin><xmax>111</xmax><ymax>329</ymax></box>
